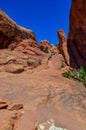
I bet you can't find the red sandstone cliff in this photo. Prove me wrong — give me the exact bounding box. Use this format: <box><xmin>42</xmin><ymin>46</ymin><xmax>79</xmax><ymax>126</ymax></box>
<box><xmin>68</xmin><ymin>0</ymin><xmax>86</xmax><ymax>68</ymax></box>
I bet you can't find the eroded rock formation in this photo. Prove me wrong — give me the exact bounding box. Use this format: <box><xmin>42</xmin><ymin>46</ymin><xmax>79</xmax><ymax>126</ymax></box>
<box><xmin>40</xmin><ymin>40</ymin><xmax>58</xmax><ymax>54</ymax></box>
<box><xmin>40</xmin><ymin>40</ymin><xmax>51</xmax><ymax>52</ymax></box>
<box><xmin>0</xmin><ymin>10</ymin><xmax>50</xmax><ymax>73</ymax></box>
<box><xmin>58</xmin><ymin>29</ymin><xmax>70</xmax><ymax>66</ymax></box>
<box><xmin>68</xmin><ymin>0</ymin><xmax>86</xmax><ymax>68</ymax></box>
<box><xmin>0</xmin><ymin>9</ymin><xmax>37</xmax><ymax>49</ymax></box>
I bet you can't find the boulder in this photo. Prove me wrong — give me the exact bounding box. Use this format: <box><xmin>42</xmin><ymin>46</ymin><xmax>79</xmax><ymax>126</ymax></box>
<box><xmin>0</xmin><ymin>111</ymin><xmax>21</xmax><ymax>130</ymax></box>
<box><xmin>58</xmin><ymin>29</ymin><xmax>70</xmax><ymax>65</ymax></box>
<box><xmin>68</xmin><ymin>0</ymin><xmax>86</xmax><ymax>68</ymax></box>
<box><xmin>9</xmin><ymin>39</ymin><xmax>38</xmax><ymax>51</ymax></box>
<box><xmin>40</xmin><ymin>40</ymin><xmax>51</xmax><ymax>53</ymax></box>
<box><xmin>50</xmin><ymin>44</ymin><xmax>58</xmax><ymax>54</ymax></box>
<box><xmin>37</xmin><ymin>119</ymin><xmax>68</xmax><ymax>130</ymax></box>
<box><xmin>5</xmin><ymin>64</ymin><xmax>24</xmax><ymax>73</ymax></box>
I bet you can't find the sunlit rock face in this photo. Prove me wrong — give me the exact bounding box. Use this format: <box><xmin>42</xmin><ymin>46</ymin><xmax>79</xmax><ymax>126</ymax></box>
<box><xmin>0</xmin><ymin>10</ymin><xmax>50</xmax><ymax>73</ymax></box>
<box><xmin>68</xmin><ymin>0</ymin><xmax>86</xmax><ymax>68</ymax></box>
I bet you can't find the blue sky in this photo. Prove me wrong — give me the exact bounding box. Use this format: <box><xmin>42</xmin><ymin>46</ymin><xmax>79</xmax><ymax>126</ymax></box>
<box><xmin>0</xmin><ymin>0</ymin><xmax>71</xmax><ymax>44</ymax></box>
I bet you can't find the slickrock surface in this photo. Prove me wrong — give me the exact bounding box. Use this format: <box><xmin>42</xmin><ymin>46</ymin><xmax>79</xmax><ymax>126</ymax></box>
<box><xmin>0</xmin><ymin>54</ymin><xmax>86</xmax><ymax>130</ymax></box>
<box><xmin>68</xmin><ymin>0</ymin><xmax>86</xmax><ymax>68</ymax></box>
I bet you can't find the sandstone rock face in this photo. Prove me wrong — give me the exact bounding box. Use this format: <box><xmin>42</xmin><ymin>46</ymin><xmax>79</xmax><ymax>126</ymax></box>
<box><xmin>68</xmin><ymin>0</ymin><xmax>86</xmax><ymax>68</ymax></box>
<box><xmin>50</xmin><ymin>44</ymin><xmax>58</xmax><ymax>54</ymax></box>
<box><xmin>0</xmin><ymin>49</ymin><xmax>46</xmax><ymax>73</ymax></box>
<box><xmin>58</xmin><ymin>30</ymin><xmax>70</xmax><ymax>65</ymax></box>
<box><xmin>0</xmin><ymin>10</ymin><xmax>50</xmax><ymax>73</ymax></box>
<box><xmin>9</xmin><ymin>39</ymin><xmax>38</xmax><ymax>51</ymax></box>
<box><xmin>0</xmin><ymin>10</ymin><xmax>37</xmax><ymax>49</ymax></box>
<box><xmin>0</xmin><ymin>110</ymin><xmax>22</xmax><ymax>130</ymax></box>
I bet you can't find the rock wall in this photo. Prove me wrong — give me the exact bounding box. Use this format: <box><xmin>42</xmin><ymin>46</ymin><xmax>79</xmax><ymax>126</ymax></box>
<box><xmin>68</xmin><ymin>0</ymin><xmax>86</xmax><ymax>68</ymax></box>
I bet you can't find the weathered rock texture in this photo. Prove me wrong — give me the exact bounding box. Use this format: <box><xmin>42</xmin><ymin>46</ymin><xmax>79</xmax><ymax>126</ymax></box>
<box><xmin>50</xmin><ymin>44</ymin><xmax>58</xmax><ymax>54</ymax></box>
<box><xmin>0</xmin><ymin>10</ymin><xmax>51</xmax><ymax>73</ymax></box>
<box><xmin>58</xmin><ymin>29</ymin><xmax>70</xmax><ymax>65</ymax></box>
<box><xmin>40</xmin><ymin>40</ymin><xmax>58</xmax><ymax>54</ymax></box>
<box><xmin>0</xmin><ymin>54</ymin><xmax>86</xmax><ymax>130</ymax></box>
<box><xmin>68</xmin><ymin>0</ymin><xmax>86</xmax><ymax>68</ymax></box>
<box><xmin>0</xmin><ymin>9</ymin><xmax>37</xmax><ymax>49</ymax></box>
<box><xmin>0</xmin><ymin>49</ymin><xmax>49</xmax><ymax>73</ymax></box>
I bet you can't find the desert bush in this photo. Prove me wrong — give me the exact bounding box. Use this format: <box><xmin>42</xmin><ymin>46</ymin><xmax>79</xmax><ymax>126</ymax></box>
<box><xmin>62</xmin><ymin>70</ymin><xmax>73</xmax><ymax>78</ymax></box>
<box><xmin>62</xmin><ymin>66</ymin><xmax>86</xmax><ymax>87</ymax></box>
<box><xmin>51</xmin><ymin>51</ymin><xmax>55</xmax><ymax>56</ymax></box>
<box><xmin>43</xmin><ymin>48</ymin><xmax>49</xmax><ymax>53</ymax></box>
<box><xmin>61</xmin><ymin>62</ymin><xmax>66</xmax><ymax>68</ymax></box>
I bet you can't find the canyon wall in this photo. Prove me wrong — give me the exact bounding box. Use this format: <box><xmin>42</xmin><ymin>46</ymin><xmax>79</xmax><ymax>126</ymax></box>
<box><xmin>68</xmin><ymin>0</ymin><xmax>86</xmax><ymax>68</ymax></box>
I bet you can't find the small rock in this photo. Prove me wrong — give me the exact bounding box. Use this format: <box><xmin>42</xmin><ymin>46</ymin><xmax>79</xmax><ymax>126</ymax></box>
<box><xmin>27</xmin><ymin>58</ymin><xmax>41</xmax><ymax>68</ymax></box>
<box><xmin>7</xmin><ymin>103</ymin><xmax>23</xmax><ymax>111</ymax></box>
<box><xmin>0</xmin><ymin>98</ymin><xmax>9</xmax><ymax>109</ymax></box>
<box><xmin>49</xmin><ymin>125</ymin><xmax>63</xmax><ymax>130</ymax></box>
<box><xmin>40</xmin><ymin>40</ymin><xmax>51</xmax><ymax>52</ymax></box>
<box><xmin>5</xmin><ymin>64</ymin><xmax>24</xmax><ymax>73</ymax></box>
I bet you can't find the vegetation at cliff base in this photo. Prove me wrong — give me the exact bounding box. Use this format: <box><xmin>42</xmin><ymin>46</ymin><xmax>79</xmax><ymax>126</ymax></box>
<box><xmin>62</xmin><ymin>67</ymin><xmax>86</xmax><ymax>87</ymax></box>
<box><xmin>61</xmin><ymin>62</ymin><xmax>66</xmax><ymax>68</ymax></box>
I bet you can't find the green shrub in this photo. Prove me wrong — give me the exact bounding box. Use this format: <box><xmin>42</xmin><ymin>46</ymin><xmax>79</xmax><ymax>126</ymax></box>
<box><xmin>62</xmin><ymin>66</ymin><xmax>86</xmax><ymax>88</ymax></box>
<box><xmin>62</xmin><ymin>70</ymin><xmax>73</xmax><ymax>78</ymax></box>
<box><xmin>43</xmin><ymin>48</ymin><xmax>49</xmax><ymax>53</ymax></box>
<box><xmin>61</xmin><ymin>62</ymin><xmax>66</xmax><ymax>68</ymax></box>
<box><xmin>79</xmin><ymin>67</ymin><xmax>86</xmax><ymax>79</ymax></box>
<box><xmin>79</xmin><ymin>67</ymin><xmax>86</xmax><ymax>87</ymax></box>
<box><xmin>51</xmin><ymin>51</ymin><xmax>55</xmax><ymax>56</ymax></box>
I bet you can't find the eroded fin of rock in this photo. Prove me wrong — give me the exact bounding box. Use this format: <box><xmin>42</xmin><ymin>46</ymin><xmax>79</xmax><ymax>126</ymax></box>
<box><xmin>58</xmin><ymin>29</ymin><xmax>70</xmax><ymax>66</ymax></box>
<box><xmin>0</xmin><ymin>9</ymin><xmax>37</xmax><ymax>49</ymax></box>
